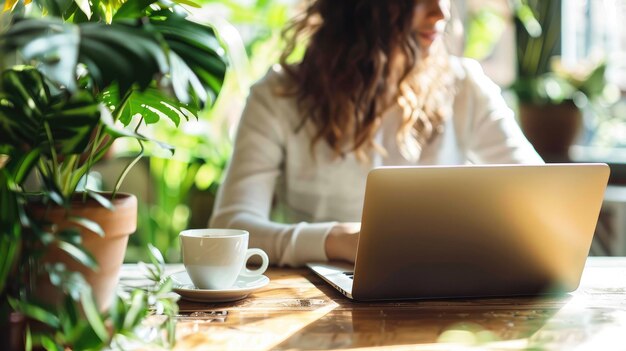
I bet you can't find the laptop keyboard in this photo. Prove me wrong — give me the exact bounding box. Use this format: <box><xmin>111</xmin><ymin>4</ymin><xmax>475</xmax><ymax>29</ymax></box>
<box><xmin>343</xmin><ymin>272</ymin><xmax>354</xmax><ymax>280</ymax></box>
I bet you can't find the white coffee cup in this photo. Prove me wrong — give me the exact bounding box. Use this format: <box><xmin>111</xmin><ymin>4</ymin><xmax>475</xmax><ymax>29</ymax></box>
<box><xmin>179</xmin><ymin>229</ymin><xmax>269</xmax><ymax>290</ymax></box>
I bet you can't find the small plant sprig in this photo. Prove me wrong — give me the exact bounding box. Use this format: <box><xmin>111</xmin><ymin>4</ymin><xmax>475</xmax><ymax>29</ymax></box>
<box><xmin>109</xmin><ymin>244</ymin><xmax>180</xmax><ymax>350</ymax></box>
<box><xmin>8</xmin><ymin>244</ymin><xmax>179</xmax><ymax>351</ymax></box>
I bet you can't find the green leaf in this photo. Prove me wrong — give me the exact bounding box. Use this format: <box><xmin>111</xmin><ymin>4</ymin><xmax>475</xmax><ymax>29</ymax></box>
<box><xmin>80</xmin><ymin>290</ymin><xmax>108</xmax><ymax>342</ymax></box>
<box><xmin>76</xmin><ymin>21</ymin><xmax>169</xmax><ymax>95</ymax></box>
<box><xmin>109</xmin><ymin>294</ymin><xmax>128</xmax><ymax>331</ymax></box>
<box><xmin>8</xmin><ymin>298</ymin><xmax>61</xmax><ymax>328</ymax></box>
<box><xmin>0</xmin><ymin>67</ymin><xmax>100</xmax><ymax>160</ymax></box>
<box><xmin>80</xmin><ymin>23</ymin><xmax>167</xmax><ymax>83</ymax></box>
<box><xmin>0</xmin><ymin>68</ymin><xmax>49</xmax><ymax>147</ymax></box>
<box><xmin>579</xmin><ymin>62</ymin><xmax>607</xmax><ymax>99</ymax></box>
<box><xmin>77</xmin><ymin>37</ymin><xmax>137</xmax><ymax>95</ymax></box>
<box><xmin>148</xmin><ymin>243</ymin><xmax>165</xmax><ymax>266</ymax></box>
<box><xmin>57</xmin><ymin>228</ymin><xmax>82</xmax><ymax>246</ymax></box>
<box><xmin>97</xmin><ymin>102</ymin><xmax>140</xmax><ymax>140</ymax></box>
<box><xmin>47</xmin><ymin>188</ymin><xmax>65</xmax><ymax>206</ymax></box>
<box><xmin>156</xmin><ymin>277</ymin><xmax>173</xmax><ymax>295</ymax></box>
<box><xmin>148</xmin><ymin>11</ymin><xmax>227</xmax><ymax>108</ymax></box>
<box><xmin>113</xmin><ymin>0</ymin><xmax>156</xmax><ymax>20</ymax></box>
<box><xmin>68</xmin><ymin>216</ymin><xmax>104</xmax><ymax>237</ymax></box>
<box><xmin>38</xmin><ymin>0</ymin><xmax>75</xmax><ymax>18</ymax></box>
<box><xmin>139</xmin><ymin>134</ymin><xmax>175</xmax><ymax>154</ymax></box>
<box><xmin>123</xmin><ymin>289</ymin><xmax>148</xmax><ymax>330</ymax></box>
<box><xmin>47</xmin><ymin>263</ymin><xmax>66</xmax><ymax>287</ymax></box>
<box><xmin>62</xmin><ymin>1</ymin><xmax>83</xmax><ymax>21</ymax></box>
<box><xmin>138</xmin><ymin>261</ymin><xmax>160</xmax><ymax>281</ymax></box>
<box><xmin>174</xmin><ymin>0</ymin><xmax>200</xmax><ymax>7</ymax></box>
<box><xmin>13</xmin><ymin>149</ymin><xmax>42</xmax><ymax>184</ymax></box>
<box><xmin>40</xmin><ymin>335</ymin><xmax>63</xmax><ymax>351</ymax></box>
<box><xmin>116</xmin><ymin>87</ymin><xmax>198</xmax><ymax>128</ymax></box>
<box><xmin>25</xmin><ymin>326</ymin><xmax>32</xmax><ymax>351</ymax></box>
<box><xmin>63</xmin><ymin>294</ymin><xmax>79</xmax><ymax>327</ymax></box>
<box><xmin>45</xmin><ymin>264</ymin><xmax>90</xmax><ymax>300</ymax></box>
<box><xmin>57</xmin><ymin>241</ymin><xmax>98</xmax><ymax>270</ymax></box>
<box><xmin>74</xmin><ymin>0</ymin><xmax>92</xmax><ymax>19</ymax></box>
<box><xmin>515</xmin><ymin>3</ymin><xmax>542</xmax><ymax>38</ymax></box>
<box><xmin>0</xmin><ymin>227</ymin><xmax>20</xmax><ymax>293</ymax></box>
<box><xmin>168</xmin><ymin>50</ymin><xmax>208</xmax><ymax>107</ymax></box>
<box><xmin>3</xmin><ymin>18</ymin><xmax>80</xmax><ymax>91</ymax></box>
<box><xmin>71</xmin><ymin>322</ymin><xmax>104</xmax><ymax>351</ymax></box>
<box><xmin>86</xmin><ymin>190</ymin><xmax>114</xmax><ymax>210</ymax></box>
<box><xmin>44</xmin><ymin>91</ymin><xmax>101</xmax><ymax>155</ymax></box>
<box><xmin>98</xmin><ymin>105</ymin><xmax>177</xmax><ymax>153</ymax></box>
<box><xmin>103</xmin><ymin>0</ymin><xmax>114</xmax><ymax>23</ymax></box>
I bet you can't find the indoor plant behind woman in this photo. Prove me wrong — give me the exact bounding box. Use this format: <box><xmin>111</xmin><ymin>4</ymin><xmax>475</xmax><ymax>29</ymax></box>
<box><xmin>0</xmin><ymin>0</ymin><xmax>227</xmax><ymax>348</ymax></box>
<box><xmin>511</xmin><ymin>0</ymin><xmax>616</xmax><ymax>162</ymax></box>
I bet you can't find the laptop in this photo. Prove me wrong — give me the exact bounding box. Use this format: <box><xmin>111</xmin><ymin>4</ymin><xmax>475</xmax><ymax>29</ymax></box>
<box><xmin>307</xmin><ymin>163</ymin><xmax>610</xmax><ymax>301</ymax></box>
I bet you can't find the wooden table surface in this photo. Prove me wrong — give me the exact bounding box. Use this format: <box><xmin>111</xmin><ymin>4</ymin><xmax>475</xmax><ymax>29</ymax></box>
<box><xmin>120</xmin><ymin>257</ymin><xmax>626</xmax><ymax>350</ymax></box>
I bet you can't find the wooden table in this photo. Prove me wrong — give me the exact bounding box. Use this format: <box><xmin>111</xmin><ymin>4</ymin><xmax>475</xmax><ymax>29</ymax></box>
<box><xmin>120</xmin><ymin>257</ymin><xmax>626</xmax><ymax>350</ymax></box>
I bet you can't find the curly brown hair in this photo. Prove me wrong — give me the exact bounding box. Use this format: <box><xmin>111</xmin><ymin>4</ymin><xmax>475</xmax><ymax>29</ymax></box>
<box><xmin>280</xmin><ymin>0</ymin><xmax>456</xmax><ymax>161</ymax></box>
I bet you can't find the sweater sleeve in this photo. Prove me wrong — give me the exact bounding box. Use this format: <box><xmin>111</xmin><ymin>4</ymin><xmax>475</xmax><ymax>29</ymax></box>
<box><xmin>210</xmin><ymin>71</ymin><xmax>336</xmax><ymax>267</ymax></box>
<box><xmin>461</xmin><ymin>59</ymin><xmax>544</xmax><ymax>164</ymax></box>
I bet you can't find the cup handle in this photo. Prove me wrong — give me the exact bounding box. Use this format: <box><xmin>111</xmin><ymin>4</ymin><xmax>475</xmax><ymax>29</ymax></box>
<box><xmin>240</xmin><ymin>248</ymin><xmax>269</xmax><ymax>277</ymax></box>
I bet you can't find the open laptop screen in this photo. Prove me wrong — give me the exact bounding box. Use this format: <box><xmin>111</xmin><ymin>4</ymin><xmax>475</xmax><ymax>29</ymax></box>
<box><xmin>317</xmin><ymin>164</ymin><xmax>609</xmax><ymax>301</ymax></box>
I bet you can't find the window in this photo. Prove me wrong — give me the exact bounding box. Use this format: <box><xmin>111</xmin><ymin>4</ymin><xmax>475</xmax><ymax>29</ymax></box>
<box><xmin>560</xmin><ymin>0</ymin><xmax>626</xmax><ymax>150</ymax></box>
<box><xmin>562</xmin><ymin>0</ymin><xmax>626</xmax><ymax>90</ymax></box>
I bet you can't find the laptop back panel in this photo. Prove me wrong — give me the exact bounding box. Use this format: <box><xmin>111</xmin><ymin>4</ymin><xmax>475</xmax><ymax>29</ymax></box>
<box><xmin>351</xmin><ymin>164</ymin><xmax>609</xmax><ymax>301</ymax></box>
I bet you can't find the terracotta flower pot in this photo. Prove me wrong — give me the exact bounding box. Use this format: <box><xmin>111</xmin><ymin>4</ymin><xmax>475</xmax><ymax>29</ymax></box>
<box><xmin>28</xmin><ymin>193</ymin><xmax>137</xmax><ymax>311</ymax></box>
<box><xmin>519</xmin><ymin>101</ymin><xmax>583</xmax><ymax>163</ymax></box>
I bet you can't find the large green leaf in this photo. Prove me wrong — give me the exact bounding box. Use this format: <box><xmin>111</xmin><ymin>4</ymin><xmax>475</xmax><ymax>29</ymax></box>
<box><xmin>0</xmin><ymin>68</ymin><xmax>50</xmax><ymax>147</ymax></box>
<box><xmin>1</xmin><ymin>18</ymin><xmax>164</xmax><ymax>97</ymax></box>
<box><xmin>147</xmin><ymin>10</ymin><xmax>227</xmax><ymax>108</ymax></box>
<box><xmin>1</xmin><ymin>9</ymin><xmax>227</xmax><ymax>110</ymax></box>
<box><xmin>79</xmin><ymin>22</ymin><xmax>166</xmax><ymax>95</ymax></box>
<box><xmin>33</xmin><ymin>0</ymin><xmax>76</xmax><ymax>18</ymax></box>
<box><xmin>0</xmin><ymin>67</ymin><xmax>100</xmax><ymax>156</ymax></box>
<box><xmin>113</xmin><ymin>0</ymin><xmax>200</xmax><ymax>21</ymax></box>
<box><xmin>97</xmin><ymin>97</ymin><xmax>176</xmax><ymax>153</ymax></box>
<box><xmin>45</xmin><ymin>90</ymin><xmax>101</xmax><ymax>155</ymax></box>
<box><xmin>2</xmin><ymin>18</ymin><xmax>79</xmax><ymax>91</ymax></box>
<box><xmin>115</xmin><ymin>87</ymin><xmax>197</xmax><ymax>127</ymax></box>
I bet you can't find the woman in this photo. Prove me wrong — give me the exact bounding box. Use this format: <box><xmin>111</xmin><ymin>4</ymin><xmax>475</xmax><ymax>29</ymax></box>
<box><xmin>210</xmin><ymin>0</ymin><xmax>543</xmax><ymax>267</ymax></box>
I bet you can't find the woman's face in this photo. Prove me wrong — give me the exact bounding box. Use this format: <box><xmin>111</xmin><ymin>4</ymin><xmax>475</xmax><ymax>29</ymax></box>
<box><xmin>412</xmin><ymin>0</ymin><xmax>451</xmax><ymax>53</ymax></box>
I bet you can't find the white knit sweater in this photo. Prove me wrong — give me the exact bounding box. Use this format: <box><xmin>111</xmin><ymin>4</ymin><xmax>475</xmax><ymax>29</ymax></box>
<box><xmin>210</xmin><ymin>57</ymin><xmax>544</xmax><ymax>267</ymax></box>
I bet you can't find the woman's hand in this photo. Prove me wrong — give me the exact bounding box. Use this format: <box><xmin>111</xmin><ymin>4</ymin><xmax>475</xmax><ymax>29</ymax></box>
<box><xmin>325</xmin><ymin>222</ymin><xmax>361</xmax><ymax>263</ymax></box>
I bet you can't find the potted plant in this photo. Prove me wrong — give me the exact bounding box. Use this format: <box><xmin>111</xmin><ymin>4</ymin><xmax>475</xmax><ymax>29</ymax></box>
<box><xmin>0</xmin><ymin>0</ymin><xmax>227</xmax><ymax>348</ymax></box>
<box><xmin>511</xmin><ymin>0</ymin><xmax>616</xmax><ymax>162</ymax></box>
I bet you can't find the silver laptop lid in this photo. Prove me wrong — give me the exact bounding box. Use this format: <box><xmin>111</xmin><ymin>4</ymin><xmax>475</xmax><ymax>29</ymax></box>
<box><xmin>352</xmin><ymin>164</ymin><xmax>609</xmax><ymax>301</ymax></box>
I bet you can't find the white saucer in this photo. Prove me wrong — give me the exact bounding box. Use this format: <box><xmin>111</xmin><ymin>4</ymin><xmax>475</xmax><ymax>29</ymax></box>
<box><xmin>169</xmin><ymin>271</ymin><xmax>270</xmax><ymax>303</ymax></box>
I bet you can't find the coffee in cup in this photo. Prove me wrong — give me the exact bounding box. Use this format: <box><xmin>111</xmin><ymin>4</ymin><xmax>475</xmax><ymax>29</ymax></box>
<box><xmin>179</xmin><ymin>229</ymin><xmax>269</xmax><ymax>290</ymax></box>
